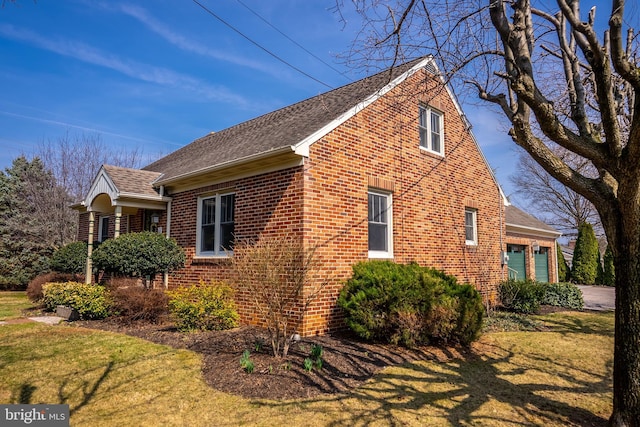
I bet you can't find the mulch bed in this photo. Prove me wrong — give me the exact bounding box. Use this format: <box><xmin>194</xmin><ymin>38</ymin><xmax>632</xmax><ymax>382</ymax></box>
<box><xmin>74</xmin><ymin>318</ymin><xmax>463</xmax><ymax>400</ymax></box>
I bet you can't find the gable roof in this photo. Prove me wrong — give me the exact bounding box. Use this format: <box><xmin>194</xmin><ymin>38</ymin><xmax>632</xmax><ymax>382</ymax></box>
<box><xmin>143</xmin><ymin>57</ymin><xmax>432</xmax><ymax>186</ymax></box>
<box><xmin>79</xmin><ymin>165</ymin><xmax>167</xmax><ymax>212</ymax></box>
<box><xmin>505</xmin><ymin>205</ymin><xmax>561</xmax><ymax>238</ymax></box>
<box><xmin>102</xmin><ymin>165</ymin><xmax>163</xmax><ymax>198</ymax></box>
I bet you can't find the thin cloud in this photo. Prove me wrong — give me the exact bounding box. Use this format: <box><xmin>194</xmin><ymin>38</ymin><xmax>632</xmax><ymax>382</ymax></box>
<box><xmin>0</xmin><ymin>23</ymin><xmax>250</xmax><ymax>106</ymax></box>
<box><xmin>0</xmin><ymin>110</ymin><xmax>183</xmax><ymax>146</ymax></box>
<box><xmin>115</xmin><ymin>3</ymin><xmax>277</xmax><ymax>76</ymax></box>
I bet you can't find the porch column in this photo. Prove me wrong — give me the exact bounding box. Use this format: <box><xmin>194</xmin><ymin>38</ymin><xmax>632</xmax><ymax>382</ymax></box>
<box><xmin>85</xmin><ymin>211</ymin><xmax>95</xmax><ymax>284</ymax></box>
<box><xmin>114</xmin><ymin>206</ymin><xmax>122</xmax><ymax>238</ymax></box>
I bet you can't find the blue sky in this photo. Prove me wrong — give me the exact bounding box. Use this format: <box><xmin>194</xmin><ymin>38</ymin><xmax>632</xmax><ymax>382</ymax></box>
<box><xmin>0</xmin><ymin>0</ymin><xmax>546</xmax><ymax>199</ymax></box>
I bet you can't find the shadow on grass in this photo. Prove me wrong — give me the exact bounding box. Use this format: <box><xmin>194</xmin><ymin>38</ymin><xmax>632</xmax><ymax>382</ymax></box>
<box><xmin>257</xmin><ymin>338</ymin><xmax>611</xmax><ymax>426</ymax></box>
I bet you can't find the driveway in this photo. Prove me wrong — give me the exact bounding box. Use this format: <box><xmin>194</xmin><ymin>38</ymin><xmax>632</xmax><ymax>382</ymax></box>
<box><xmin>577</xmin><ymin>285</ymin><xmax>615</xmax><ymax>311</ymax></box>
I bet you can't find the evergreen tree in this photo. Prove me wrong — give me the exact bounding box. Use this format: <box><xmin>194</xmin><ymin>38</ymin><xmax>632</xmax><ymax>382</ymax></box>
<box><xmin>603</xmin><ymin>246</ymin><xmax>616</xmax><ymax>287</ymax></box>
<box><xmin>0</xmin><ymin>156</ymin><xmax>69</xmax><ymax>288</ymax></box>
<box><xmin>570</xmin><ymin>223</ymin><xmax>599</xmax><ymax>285</ymax></box>
<box><xmin>596</xmin><ymin>249</ymin><xmax>604</xmax><ymax>285</ymax></box>
<box><xmin>556</xmin><ymin>242</ymin><xmax>570</xmax><ymax>282</ymax></box>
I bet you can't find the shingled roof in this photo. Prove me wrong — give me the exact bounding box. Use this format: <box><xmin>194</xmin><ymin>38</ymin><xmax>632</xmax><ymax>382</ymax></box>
<box><xmin>143</xmin><ymin>57</ymin><xmax>430</xmax><ymax>184</ymax></box>
<box><xmin>102</xmin><ymin>165</ymin><xmax>162</xmax><ymax>198</ymax></box>
<box><xmin>505</xmin><ymin>205</ymin><xmax>561</xmax><ymax>236</ymax></box>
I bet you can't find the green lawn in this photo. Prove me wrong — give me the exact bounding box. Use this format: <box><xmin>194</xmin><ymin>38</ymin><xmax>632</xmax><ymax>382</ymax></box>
<box><xmin>0</xmin><ymin>291</ymin><xmax>33</xmax><ymax>320</ymax></box>
<box><xmin>0</xmin><ymin>292</ymin><xmax>613</xmax><ymax>426</ymax></box>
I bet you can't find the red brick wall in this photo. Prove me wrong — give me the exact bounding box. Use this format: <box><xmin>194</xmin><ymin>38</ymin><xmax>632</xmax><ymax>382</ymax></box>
<box><xmin>166</xmin><ymin>168</ymin><xmax>305</xmax><ymax>329</ymax></box>
<box><xmin>300</xmin><ymin>69</ymin><xmax>505</xmax><ymax>335</ymax></box>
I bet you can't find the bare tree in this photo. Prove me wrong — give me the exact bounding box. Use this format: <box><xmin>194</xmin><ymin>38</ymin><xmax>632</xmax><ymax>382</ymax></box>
<box><xmin>232</xmin><ymin>234</ymin><xmax>328</xmax><ymax>358</ymax></box>
<box><xmin>344</xmin><ymin>0</ymin><xmax>640</xmax><ymax>423</ymax></box>
<box><xmin>34</xmin><ymin>131</ymin><xmax>143</xmax><ymax>245</ymax></box>
<box><xmin>37</xmin><ymin>131</ymin><xmax>143</xmax><ymax>202</ymax></box>
<box><xmin>511</xmin><ymin>148</ymin><xmax>603</xmax><ymax>238</ymax></box>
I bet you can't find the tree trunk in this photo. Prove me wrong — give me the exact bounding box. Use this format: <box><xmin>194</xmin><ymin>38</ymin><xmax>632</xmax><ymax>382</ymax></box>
<box><xmin>608</xmin><ymin>207</ymin><xmax>640</xmax><ymax>426</ymax></box>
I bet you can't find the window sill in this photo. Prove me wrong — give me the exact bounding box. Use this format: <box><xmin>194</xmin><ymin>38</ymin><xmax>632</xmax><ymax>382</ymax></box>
<box><xmin>192</xmin><ymin>255</ymin><xmax>232</xmax><ymax>265</ymax></box>
<box><xmin>419</xmin><ymin>146</ymin><xmax>445</xmax><ymax>158</ymax></box>
<box><xmin>368</xmin><ymin>251</ymin><xmax>394</xmax><ymax>259</ymax></box>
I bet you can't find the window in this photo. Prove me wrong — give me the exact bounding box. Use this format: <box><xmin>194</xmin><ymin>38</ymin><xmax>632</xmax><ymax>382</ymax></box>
<box><xmin>465</xmin><ymin>208</ymin><xmax>477</xmax><ymax>246</ymax></box>
<box><xmin>98</xmin><ymin>216</ymin><xmax>109</xmax><ymax>242</ymax></box>
<box><xmin>197</xmin><ymin>193</ymin><xmax>235</xmax><ymax>256</ymax></box>
<box><xmin>368</xmin><ymin>191</ymin><xmax>393</xmax><ymax>258</ymax></box>
<box><xmin>419</xmin><ymin>106</ymin><xmax>444</xmax><ymax>155</ymax></box>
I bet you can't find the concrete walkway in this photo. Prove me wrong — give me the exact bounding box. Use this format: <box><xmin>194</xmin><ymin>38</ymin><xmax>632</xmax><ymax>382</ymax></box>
<box><xmin>0</xmin><ymin>316</ymin><xmax>65</xmax><ymax>326</ymax></box>
<box><xmin>577</xmin><ymin>285</ymin><xmax>615</xmax><ymax>311</ymax></box>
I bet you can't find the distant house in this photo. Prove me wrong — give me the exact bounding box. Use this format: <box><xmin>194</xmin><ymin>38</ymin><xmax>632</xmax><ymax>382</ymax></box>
<box><xmin>75</xmin><ymin>57</ymin><xmax>506</xmax><ymax>335</ymax></box>
<box><xmin>505</xmin><ymin>205</ymin><xmax>562</xmax><ymax>283</ymax></box>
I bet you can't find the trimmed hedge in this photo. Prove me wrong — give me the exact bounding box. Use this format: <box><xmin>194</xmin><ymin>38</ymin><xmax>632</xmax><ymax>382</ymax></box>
<box><xmin>167</xmin><ymin>281</ymin><xmax>239</xmax><ymax>332</ymax></box>
<box><xmin>42</xmin><ymin>282</ymin><xmax>111</xmax><ymax>319</ymax></box>
<box><xmin>338</xmin><ymin>261</ymin><xmax>485</xmax><ymax>347</ymax></box>
<box><xmin>91</xmin><ymin>232</ymin><xmax>185</xmax><ymax>279</ymax></box>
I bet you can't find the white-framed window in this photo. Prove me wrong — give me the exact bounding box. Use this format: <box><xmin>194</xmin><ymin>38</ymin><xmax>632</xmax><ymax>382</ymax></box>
<box><xmin>368</xmin><ymin>190</ymin><xmax>393</xmax><ymax>258</ymax></box>
<box><xmin>465</xmin><ymin>208</ymin><xmax>478</xmax><ymax>246</ymax></box>
<box><xmin>98</xmin><ymin>216</ymin><xmax>109</xmax><ymax>242</ymax></box>
<box><xmin>196</xmin><ymin>192</ymin><xmax>235</xmax><ymax>257</ymax></box>
<box><xmin>419</xmin><ymin>106</ymin><xmax>444</xmax><ymax>155</ymax></box>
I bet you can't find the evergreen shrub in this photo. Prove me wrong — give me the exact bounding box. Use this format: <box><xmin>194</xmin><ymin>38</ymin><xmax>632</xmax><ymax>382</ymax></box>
<box><xmin>42</xmin><ymin>282</ymin><xmax>111</xmax><ymax>319</ymax></box>
<box><xmin>91</xmin><ymin>232</ymin><xmax>185</xmax><ymax>279</ymax></box>
<box><xmin>498</xmin><ymin>278</ymin><xmax>546</xmax><ymax>314</ymax></box>
<box><xmin>541</xmin><ymin>282</ymin><xmax>584</xmax><ymax>310</ymax></box>
<box><xmin>50</xmin><ymin>241</ymin><xmax>87</xmax><ymax>274</ymax></box>
<box><xmin>167</xmin><ymin>281</ymin><xmax>239</xmax><ymax>331</ymax></box>
<box><xmin>338</xmin><ymin>261</ymin><xmax>485</xmax><ymax>347</ymax></box>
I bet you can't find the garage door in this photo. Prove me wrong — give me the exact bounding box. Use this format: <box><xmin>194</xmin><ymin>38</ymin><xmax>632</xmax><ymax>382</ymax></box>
<box><xmin>534</xmin><ymin>248</ymin><xmax>549</xmax><ymax>282</ymax></box>
<box><xmin>507</xmin><ymin>244</ymin><xmax>526</xmax><ymax>281</ymax></box>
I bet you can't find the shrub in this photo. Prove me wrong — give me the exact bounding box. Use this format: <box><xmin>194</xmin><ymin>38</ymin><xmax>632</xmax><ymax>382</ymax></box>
<box><xmin>50</xmin><ymin>241</ymin><xmax>87</xmax><ymax>274</ymax></box>
<box><xmin>232</xmin><ymin>234</ymin><xmax>327</xmax><ymax>358</ymax></box>
<box><xmin>540</xmin><ymin>282</ymin><xmax>584</xmax><ymax>310</ymax></box>
<box><xmin>167</xmin><ymin>281</ymin><xmax>239</xmax><ymax>332</ymax></box>
<box><xmin>91</xmin><ymin>232</ymin><xmax>186</xmax><ymax>280</ymax></box>
<box><xmin>338</xmin><ymin>261</ymin><xmax>485</xmax><ymax>347</ymax></box>
<box><xmin>571</xmin><ymin>223</ymin><xmax>599</xmax><ymax>285</ymax></box>
<box><xmin>109</xmin><ymin>286</ymin><xmax>169</xmax><ymax>324</ymax></box>
<box><xmin>557</xmin><ymin>242</ymin><xmax>570</xmax><ymax>282</ymax></box>
<box><xmin>26</xmin><ymin>272</ymin><xmax>80</xmax><ymax>303</ymax></box>
<box><xmin>500</xmin><ymin>279</ymin><xmax>584</xmax><ymax>313</ymax></box>
<box><xmin>42</xmin><ymin>282</ymin><xmax>111</xmax><ymax>319</ymax></box>
<box><xmin>602</xmin><ymin>245</ymin><xmax>615</xmax><ymax>287</ymax></box>
<box><xmin>498</xmin><ymin>278</ymin><xmax>545</xmax><ymax>314</ymax></box>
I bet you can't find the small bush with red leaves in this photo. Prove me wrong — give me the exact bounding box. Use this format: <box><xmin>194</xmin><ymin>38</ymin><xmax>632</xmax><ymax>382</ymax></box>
<box><xmin>110</xmin><ymin>286</ymin><xmax>169</xmax><ymax>324</ymax></box>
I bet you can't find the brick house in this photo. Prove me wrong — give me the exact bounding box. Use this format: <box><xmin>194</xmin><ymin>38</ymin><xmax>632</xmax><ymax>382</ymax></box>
<box><xmin>505</xmin><ymin>205</ymin><xmax>562</xmax><ymax>283</ymax></box>
<box><xmin>75</xmin><ymin>57</ymin><xmax>506</xmax><ymax>335</ymax></box>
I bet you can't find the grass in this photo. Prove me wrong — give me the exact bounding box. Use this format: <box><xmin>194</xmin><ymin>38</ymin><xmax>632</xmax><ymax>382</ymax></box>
<box><xmin>0</xmin><ymin>291</ymin><xmax>34</xmax><ymax>320</ymax></box>
<box><xmin>0</xmin><ymin>292</ymin><xmax>614</xmax><ymax>426</ymax></box>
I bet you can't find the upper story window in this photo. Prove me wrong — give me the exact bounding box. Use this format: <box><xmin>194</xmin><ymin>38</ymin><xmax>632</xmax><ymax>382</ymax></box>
<box><xmin>368</xmin><ymin>190</ymin><xmax>393</xmax><ymax>258</ymax></box>
<box><xmin>465</xmin><ymin>207</ymin><xmax>478</xmax><ymax>246</ymax></box>
<box><xmin>419</xmin><ymin>106</ymin><xmax>444</xmax><ymax>155</ymax></box>
<box><xmin>197</xmin><ymin>192</ymin><xmax>235</xmax><ymax>257</ymax></box>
